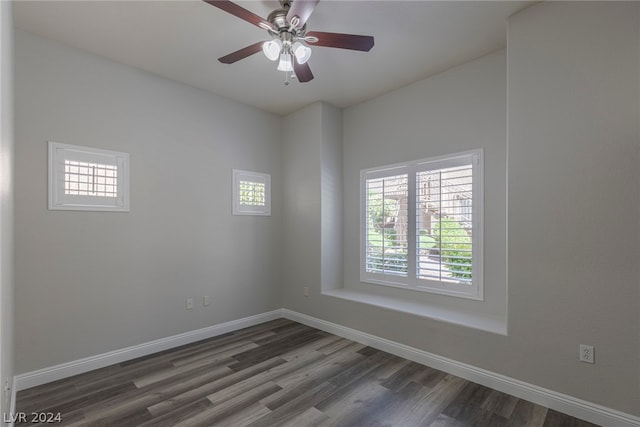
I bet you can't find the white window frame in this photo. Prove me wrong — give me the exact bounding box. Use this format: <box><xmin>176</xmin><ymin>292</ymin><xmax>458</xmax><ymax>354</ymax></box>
<box><xmin>360</xmin><ymin>149</ymin><xmax>483</xmax><ymax>300</ymax></box>
<box><xmin>232</xmin><ymin>169</ymin><xmax>271</xmax><ymax>216</ymax></box>
<box><xmin>48</xmin><ymin>141</ymin><xmax>129</xmax><ymax>212</ymax></box>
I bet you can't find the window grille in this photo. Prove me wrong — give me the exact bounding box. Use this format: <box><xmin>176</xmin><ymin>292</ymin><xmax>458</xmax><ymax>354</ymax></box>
<box><xmin>360</xmin><ymin>150</ymin><xmax>483</xmax><ymax>299</ymax></box>
<box><xmin>239</xmin><ymin>181</ymin><xmax>266</xmax><ymax>207</ymax></box>
<box><xmin>64</xmin><ymin>160</ymin><xmax>118</xmax><ymax>198</ymax></box>
<box><xmin>49</xmin><ymin>142</ymin><xmax>129</xmax><ymax>212</ymax></box>
<box><xmin>232</xmin><ymin>169</ymin><xmax>271</xmax><ymax>216</ymax></box>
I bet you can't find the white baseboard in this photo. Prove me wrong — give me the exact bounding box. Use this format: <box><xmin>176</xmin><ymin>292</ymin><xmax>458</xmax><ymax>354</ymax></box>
<box><xmin>13</xmin><ymin>309</ymin><xmax>283</xmax><ymax>392</ymax></box>
<box><xmin>282</xmin><ymin>309</ymin><xmax>640</xmax><ymax>427</ymax></box>
<box><xmin>13</xmin><ymin>308</ymin><xmax>640</xmax><ymax>427</ymax></box>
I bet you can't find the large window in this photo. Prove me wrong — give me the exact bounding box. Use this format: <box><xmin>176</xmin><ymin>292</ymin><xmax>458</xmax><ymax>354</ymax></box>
<box><xmin>360</xmin><ymin>150</ymin><xmax>483</xmax><ymax>299</ymax></box>
<box><xmin>48</xmin><ymin>142</ymin><xmax>129</xmax><ymax>212</ymax></box>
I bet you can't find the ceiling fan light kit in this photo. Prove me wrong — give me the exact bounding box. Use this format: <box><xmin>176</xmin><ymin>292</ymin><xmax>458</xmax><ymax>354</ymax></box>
<box><xmin>277</xmin><ymin>52</ymin><xmax>294</xmax><ymax>72</ymax></box>
<box><xmin>262</xmin><ymin>39</ymin><xmax>283</xmax><ymax>61</ymax></box>
<box><xmin>204</xmin><ymin>0</ymin><xmax>374</xmax><ymax>84</ymax></box>
<box><xmin>292</xmin><ymin>42</ymin><xmax>312</xmax><ymax>64</ymax></box>
<box><xmin>264</xmin><ymin>30</ymin><xmax>309</xmax><ymax>80</ymax></box>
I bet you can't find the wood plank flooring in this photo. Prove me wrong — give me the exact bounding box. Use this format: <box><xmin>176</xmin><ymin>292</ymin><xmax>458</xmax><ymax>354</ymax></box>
<box><xmin>16</xmin><ymin>319</ymin><xmax>599</xmax><ymax>426</ymax></box>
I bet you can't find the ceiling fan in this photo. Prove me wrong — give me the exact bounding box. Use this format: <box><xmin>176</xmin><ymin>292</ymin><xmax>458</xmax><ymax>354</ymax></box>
<box><xmin>203</xmin><ymin>0</ymin><xmax>374</xmax><ymax>84</ymax></box>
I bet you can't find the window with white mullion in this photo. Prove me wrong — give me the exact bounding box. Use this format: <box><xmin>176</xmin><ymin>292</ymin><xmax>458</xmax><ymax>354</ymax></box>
<box><xmin>232</xmin><ymin>170</ymin><xmax>271</xmax><ymax>216</ymax></box>
<box><xmin>361</xmin><ymin>149</ymin><xmax>483</xmax><ymax>300</ymax></box>
<box><xmin>49</xmin><ymin>142</ymin><xmax>129</xmax><ymax>212</ymax></box>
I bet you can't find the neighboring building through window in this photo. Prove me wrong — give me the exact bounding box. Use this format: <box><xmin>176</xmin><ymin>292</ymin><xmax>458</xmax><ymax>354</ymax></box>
<box><xmin>48</xmin><ymin>141</ymin><xmax>129</xmax><ymax>212</ymax></box>
<box><xmin>361</xmin><ymin>149</ymin><xmax>483</xmax><ymax>299</ymax></box>
<box><xmin>232</xmin><ymin>169</ymin><xmax>271</xmax><ymax>216</ymax></box>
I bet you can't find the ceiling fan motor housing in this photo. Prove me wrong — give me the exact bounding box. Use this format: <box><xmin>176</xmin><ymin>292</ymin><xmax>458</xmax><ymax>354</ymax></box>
<box><xmin>267</xmin><ymin>9</ymin><xmax>306</xmax><ymax>37</ymax></box>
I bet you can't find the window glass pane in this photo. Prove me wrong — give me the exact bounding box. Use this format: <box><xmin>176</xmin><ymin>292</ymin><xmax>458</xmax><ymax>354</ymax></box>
<box><xmin>365</xmin><ymin>174</ymin><xmax>409</xmax><ymax>276</ymax></box>
<box><xmin>239</xmin><ymin>180</ymin><xmax>266</xmax><ymax>206</ymax></box>
<box><xmin>64</xmin><ymin>160</ymin><xmax>118</xmax><ymax>198</ymax></box>
<box><xmin>416</xmin><ymin>164</ymin><xmax>473</xmax><ymax>284</ymax></box>
<box><xmin>232</xmin><ymin>169</ymin><xmax>271</xmax><ymax>216</ymax></box>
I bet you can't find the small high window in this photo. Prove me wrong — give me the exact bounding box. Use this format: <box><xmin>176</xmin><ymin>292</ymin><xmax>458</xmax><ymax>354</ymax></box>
<box><xmin>48</xmin><ymin>142</ymin><xmax>129</xmax><ymax>212</ymax></box>
<box><xmin>232</xmin><ymin>169</ymin><xmax>271</xmax><ymax>216</ymax></box>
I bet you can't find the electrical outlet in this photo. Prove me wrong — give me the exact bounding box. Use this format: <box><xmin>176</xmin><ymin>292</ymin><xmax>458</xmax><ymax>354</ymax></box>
<box><xmin>303</xmin><ymin>287</ymin><xmax>310</xmax><ymax>297</ymax></box>
<box><xmin>579</xmin><ymin>344</ymin><xmax>594</xmax><ymax>364</ymax></box>
<box><xmin>203</xmin><ymin>295</ymin><xmax>210</xmax><ymax>306</ymax></box>
<box><xmin>186</xmin><ymin>298</ymin><xmax>193</xmax><ymax>310</ymax></box>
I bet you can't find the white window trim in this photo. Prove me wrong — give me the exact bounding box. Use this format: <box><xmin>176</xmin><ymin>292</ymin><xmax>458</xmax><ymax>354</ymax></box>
<box><xmin>48</xmin><ymin>141</ymin><xmax>129</xmax><ymax>212</ymax></box>
<box><xmin>360</xmin><ymin>149</ymin><xmax>484</xmax><ymax>300</ymax></box>
<box><xmin>232</xmin><ymin>169</ymin><xmax>271</xmax><ymax>216</ymax></box>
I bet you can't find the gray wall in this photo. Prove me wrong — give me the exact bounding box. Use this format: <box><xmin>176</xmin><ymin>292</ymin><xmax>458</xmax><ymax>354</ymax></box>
<box><xmin>1</xmin><ymin>0</ymin><xmax>15</xmax><ymax>420</ymax></box>
<box><xmin>320</xmin><ymin>104</ymin><xmax>343</xmax><ymax>293</ymax></box>
<box><xmin>507</xmin><ymin>1</ymin><xmax>639</xmax><ymax>413</ymax></box>
<box><xmin>281</xmin><ymin>2</ymin><xmax>640</xmax><ymax>416</ymax></box>
<box><xmin>281</xmin><ymin>102</ymin><xmax>322</xmax><ymax>306</ymax></box>
<box><xmin>14</xmin><ymin>31</ymin><xmax>283</xmax><ymax>373</ymax></box>
<box><xmin>282</xmin><ymin>101</ymin><xmax>343</xmax><ymax>309</ymax></box>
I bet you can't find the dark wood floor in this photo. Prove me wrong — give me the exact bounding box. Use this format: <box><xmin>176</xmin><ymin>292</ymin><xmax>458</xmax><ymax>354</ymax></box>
<box><xmin>16</xmin><ymin>319</ymin><xmax>599</xmax><ymax>426</ymax></box>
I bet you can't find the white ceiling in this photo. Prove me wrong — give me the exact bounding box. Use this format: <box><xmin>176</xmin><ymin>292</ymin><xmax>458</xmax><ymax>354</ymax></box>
<box><xmin>13</xmin><ymin>0</ymin><xmax>534</xmax><ymax>115</ymax></box>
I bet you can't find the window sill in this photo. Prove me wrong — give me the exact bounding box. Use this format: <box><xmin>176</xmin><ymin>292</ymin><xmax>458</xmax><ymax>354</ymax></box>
<box><xmin>361</xmin><ymin>276</ymin><xmax>483</xmax><ymax>301</ymax></box>
<box><xmin>322</xmin><ymin>288</ymin><xmax>507</xmax><ymax>335</ymax></box>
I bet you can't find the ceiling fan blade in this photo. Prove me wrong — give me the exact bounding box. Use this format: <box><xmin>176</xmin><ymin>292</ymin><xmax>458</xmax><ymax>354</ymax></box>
<box><xmin>203</xmin><ymin>0</ymin><xmax>268</xmax><ymax>29</ymax></box>
<box><xmin>294</xmin><ymin>61</ymin><xmax>314</xmax><ymax>83</ymax></box>
<box><xmin>287</xmin><ymin>0</ymin><xmax>320</xmax><ymax>29</ymax></box>
<box><xmin>218</xmin><ymin>41</ymin><xmax>264</xmax><ymax>64</ymax></box>
<box><xmin>306</xmin><ymin>31</ymin><xmax>374</xmax><ymax>52</ymax></box>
